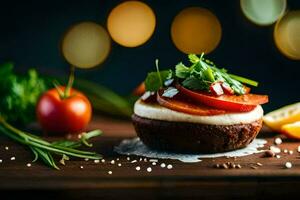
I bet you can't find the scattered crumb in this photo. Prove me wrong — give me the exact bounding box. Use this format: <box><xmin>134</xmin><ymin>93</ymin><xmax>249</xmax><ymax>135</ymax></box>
<box><xmin>26</xmin><ymin>163</ymin><xmax>31</xmax><ymax>167</ymax></box>
<box><xmin>101</xmin><ymin>159</ymin><xmax>105</xmax><ymax>163</ymax></box>
<box><xmin>152</xmin><ymin>162</ymin><xmax>157</xmax><ymax>166</ymax></box>
<box><xmin>116</xmin><ymin>158</ymin><xmax>120</xmax><ymax>161</ymax></box>
<box><xmin>94</xmin><ymin>159</ymin><xmax>100</xmax><ymax>164</ymax></box>
<box><xmin>167</xmin><ymin>164</ymin><xmax>173</xmax><ymax>169</ymax></box>
<box><xmin>147</xmin><ymin>167</ymin><xmax>152</xmax><ymax>172</ymax></box>
<box><xmin>160</xmin><ymin>163</ymin><xmax>166</xmax><ymax>168</ymax></box>
<box><xmin>144</xmin><ymin>158</ymin><xmax>147</xmax><ymax>162</ymax></box>
<box><xmin>108</xmin><ymin>171</ymin><xmax>112</xmax><ymax>175</ymax></box>
<box><xmin>84</xmin><ymin>158</ymin><xmax>89</xmax><ymax>161</ymax></box>
<box><xmin>110</xmin><ymin>160</ymin><xmax>115</xmax><ymax>164</ymax></box>
<box><xmin>117</xmin><ymin>163</ymin><xmax>122</xmax><ymax>167</ymax></box>
<box><xmin>10</xmin><ymin>157</ymin><xmax>15</xmax><ymax>161</ymax></box>
<box><xmin>135</xmin><ymin>166</ymin><xmax>141</xmax><ymax>171</ymax></box>
<box><xmin>0</xmin><ymin>159</ymin><xmax>2</xmax><ymax>163</ymax></box>
<box><xmin>283</xmin><ymin>149</ymin><xmax>288</xmax><ymax>153</ymax></box>
<box><xmin>285</xmin><ymin>162</ymin><xmax>292</xmax><ymax>169</ymax></box>
<box><xmin>289</xmin><ymin>150</ymin><xmax>294</xmax><ymax>155</ymax></box>
<box><xmin>298</xmin><ymin>146</ymin><xmax>300</xmax><ymax>153</ymax></box>
<box><xmin>274</xmin><ymin>138</ymin><xmax>282</xmax><ymax>145</ymax></box>
<box><xmin>5</xmin><ymin>146</ymin><xmax>9</xmax><ymax>150</ymax></box>
<box><xmin>126</xmin><ymin>157</ymin><xmax>130</xmax><ymax>161</ymax></box>
<box><xmin>139</xmin><ymin>158</ymin><xmax>143</xmax><ymax>161</ymax></box>
<box><xmin>80</xmin><ymin>166</ymin><xmax>84</xmax><ymax>169</ymax></box>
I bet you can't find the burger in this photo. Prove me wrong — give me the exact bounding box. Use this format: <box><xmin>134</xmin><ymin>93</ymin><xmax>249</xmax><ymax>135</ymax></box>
<box><xmin>132</xmin><ymin>54</ymin><xmax>268</xmax><ymax>153</ymax></box>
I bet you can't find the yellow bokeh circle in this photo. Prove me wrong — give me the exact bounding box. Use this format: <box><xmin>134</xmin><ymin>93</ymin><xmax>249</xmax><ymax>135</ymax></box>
<box><xmin>274</xmin><ymin>11</ymin><xmax>300</xmax><ymax>60</ymax></box>
<box><xmin>107</xmin><ymin>1</ymin><xmax>156</xmax><ymax>47</ymax></box>
<box><xmin>62</xmin><ymin>22</ymin><xmax>111</xmax><ymax>69</ymax></box>
<box><xmin>241</xmin><ymin>0</ymin><xmax>286</xmax><ymax>26</ymax></box>
<box><xmin>171</xmin><ymin>7</ymin><xmax>222</xmax><ymax>54</ymax></box>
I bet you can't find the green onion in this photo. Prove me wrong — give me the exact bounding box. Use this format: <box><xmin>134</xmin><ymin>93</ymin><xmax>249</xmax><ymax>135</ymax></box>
<box><xmin>229</xmin><ymin>74</ymin><xmax>259</xmax><ymax>87</ymax></box>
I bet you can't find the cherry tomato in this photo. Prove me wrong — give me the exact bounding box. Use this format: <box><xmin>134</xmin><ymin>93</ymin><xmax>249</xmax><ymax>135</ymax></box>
<box><xmin>157</xmin><ymin>90</ymin><xmax>226</xmax><ymax>116</ymax></box>
<box><xmin>36</xmin><ymin>87</ymin><xmax>92</xmax><ymax>134</ymax></box>
<box><xmin>177</xmin><ymin>84</ymin><xmax>268</xmax><ymax>112</ymax></box>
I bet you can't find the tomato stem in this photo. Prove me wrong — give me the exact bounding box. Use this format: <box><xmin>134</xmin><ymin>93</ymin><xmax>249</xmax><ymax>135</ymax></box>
<box><xmin>64</xmin><ymin>65</ymin><xmax>75</xmax><ymax>98</ymax></box>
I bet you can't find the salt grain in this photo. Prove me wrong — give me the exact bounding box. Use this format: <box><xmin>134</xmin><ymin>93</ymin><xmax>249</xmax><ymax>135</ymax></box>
<box><xmin>167</xmin><ymin>164</ymin><xmax>173</xmax><ymax>169</ymax></box>
<box><xmin>10</xmin><ymin>157</ymin><xmax>15</xmax><ymax>161</ymax></box>
<box><xmin>94</xmin><ymin>159</ymin><xmax>100</xmax><ymax>164</ymax></box>
<box><xmin>27</xmin><ymin>163</ymin><xmax>31</xmax><ymax>167</ymax></box>
<box><xmin>285</xmin><ymin>162</ymin><xmax>292</xmax><ymax>169</ymax></box>
<box><xmin>160</xmin><ymin>163</ymin><xmax>166</xmax><ymax>168</ymax></box>
<box><xmin>147</xmin><ymin>167</ymin><xmax>152</xmax><ymax>172</ymax></box>
<box><xmin>274</xmin><ymin>138</ymin><xmax>282</xmax><ymax>145</ymax></box>
<box><xmin>108</xmin><ymin>171</ymin><xmax>112</xmax><ymax>175</ymax></box>
<box><xmin>135</xmin><ymin>166</ymin><xmax>141</xmax><ymax>171</ymax></box>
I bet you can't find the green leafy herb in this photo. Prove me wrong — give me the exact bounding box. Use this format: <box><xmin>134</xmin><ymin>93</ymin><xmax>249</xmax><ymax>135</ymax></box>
<box><xmin>0</xmin><ymin>62</ymin><xmax>48</xmax><ymax>125</ymax></box>
<box><xmin>175</xmin><ymin>54</ymin><xmax>258</xmax><ymax>95</ymax></box>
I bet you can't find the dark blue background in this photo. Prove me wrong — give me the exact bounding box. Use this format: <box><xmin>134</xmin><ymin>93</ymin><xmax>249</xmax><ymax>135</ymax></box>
<box><xmin>0</xmin><ymin>0</ymin><xmax>299</xmax><ymax>112</ymax></box>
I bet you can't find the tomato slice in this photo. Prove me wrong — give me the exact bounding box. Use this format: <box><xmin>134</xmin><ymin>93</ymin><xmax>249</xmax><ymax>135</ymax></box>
<box><xmin>157</xmin><ymin>90</ymin><xmax>227</xmax><ymax>116</ymax></box>
<box><xmin>177</xmin><ymin>84</ymin><xmax>268</xmax><ymax>112</ymax></box>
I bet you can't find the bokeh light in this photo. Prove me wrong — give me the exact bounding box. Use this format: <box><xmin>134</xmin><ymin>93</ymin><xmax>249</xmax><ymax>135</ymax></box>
<box><xmin>274</xmin><ymin>11</ymin><xmax>300</xmax><ymax>60</ymax></box>
<box><xmin>62</xmin><ymin>22</ymin><xmax>111</xmax><ymax>69</ymax></box>
<box><xmin>107</xmin><ymin>1</ymin><xmax>156</xmax><ymax>47</ymax></box>
<box><xmin>240</xmin><ymin>0</ymin><xmax>286</xmax><ymax>26</ymax></box>
<box><xmin>171</xmin><ymin>7</ymin><xmax>222</xmax><ymax>54</ymax></box>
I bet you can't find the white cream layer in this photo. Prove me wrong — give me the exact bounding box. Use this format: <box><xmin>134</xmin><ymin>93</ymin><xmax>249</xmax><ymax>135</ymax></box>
<box><xmin>134</xmin><ymin>100</ymin><xmax>263</xmax><ymax>125</ymax></box>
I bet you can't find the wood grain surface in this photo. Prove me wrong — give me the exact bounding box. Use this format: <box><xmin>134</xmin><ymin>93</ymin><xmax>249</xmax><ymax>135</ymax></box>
<box><xmin>1</xmin><ymin>116</ymin><xmax>300</xmax><ymax>199</ymax></box>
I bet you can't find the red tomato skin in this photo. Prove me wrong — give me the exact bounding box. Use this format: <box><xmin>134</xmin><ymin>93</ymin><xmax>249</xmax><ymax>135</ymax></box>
<box><xmin>177</xmin><ymin>84</ymin><xmax>268</xmax><ymax>112</ymax></box>
<box><xmin>36</xmin><ymin>87</ymin><xmax>92</xmax><ymax>134</ymax></box>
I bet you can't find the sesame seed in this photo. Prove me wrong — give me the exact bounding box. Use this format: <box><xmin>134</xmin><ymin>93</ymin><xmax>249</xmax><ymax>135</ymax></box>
<box><xmin>236</xmin><ymin>164</ymin><xmax>242</xmax><ymax>169</ymax></box>
<box><xmin>101</xmin><ymin>159</ymin><xmax>105</xmax><ymax>163</ymax></box>
<box><xmin>126</xmin><ymin>157</ymin><xmax>130</xmax><ymax>161</ymax></box>
<box><xmin>84</xmin><ymin>158</ymin><xmax>89</xmax><ymax>161</ymax></box>
<box><xmin>0</xmin><ymin>159</ymin><xmax>2</xmax><ymax>163</ymax></box>
<box><xmin>139</xmin><ymin>158</ymin><xmax>143</xmax><ymax>161</ymax></box>
<box><xmin>147</xmin><ymin>167</ymin><xmax>152</xmax><ymax>172</ymax></box>
<box><xmin>10</xmin><ymin>156</ymin><xmax>15</xmax><ymax>161</ymax></box>
<box><xmin>149</xmin><ymin>159</ymin><xmax>158</xmax><ymax>162</ymax></box>
<box><xmin>160</xmin><ymin>163</ymin><xmax>166</xmax><ymax>168</ymax></box>
<box><xmin>111</xmin><ymin>160</ymin><xmax>115</xmax><ymax>164</ymax></box>
<box><xmin>285</xmin><ymin>162</ymin><xmax>292</xmax><ymax>169</ymax></box>
<box><xmin>270</xmin><ymin>146</ymin><xmax>281</xmax><ymax>153</ymax></box>
<box><xmin>144</xmin><ymin>158</ymin><xmax>147</xmax><ymax>162</ymax></box>
<box><xmin>116</xmin><ymin>158</ymin><xmax>120</xmax><ymax>161</ymax></box>
<box><xmin>131</xmin><ymin>160</ymin><xmax>137</xmax><ymax>163</ymax></box>
<box><xmin>108</xmin><ymin>171</ymin><xmax>112</xmax><ymax>175</ymax></box>
<box><xmin>94</xmin><ymin>160</ymin><xmax>100</xmax><ymax>164</ymax></box>
<box><xmin>80</xmin><ymin>166</ymin><xmax>84</xmax><ymax>169</ymax></box>
<box><xmin>274</xmin><ymin>138</ymin><xmax>282</xmax><ymax>145</ymax></box>
<box><xmin>256</xmin><ymin>162</ymin><xmax>263</xmax><ymax>166</ymax></box>
<box><xmin>135</xmin><ymin>166</ymin><xmax>141</xmax><ymax>171</ymax></box>
<box><xmin>5</xmin><ymin>146</ymin><xmax>9</xmax><ymax>150</ymax></box>
<box><xmin>298</xmin><ymin>146</ymin><xmax>300</xmax><ymax>153</ymax></box>
<box><xmin>289</xmin><ymin>150</ymin><xmax>294</xmax><ymax>155</ymax></box>
<box><xmin>26</xmin><ymin>163</ymin><xmax>31</xmax><ymax>167</ymax></box>
<box><xmin>167</xmin><ymin>164</ymin><xmax>173</xmax><ymax>169</ymax></box>
<box><xmin>117</xmin><ymin>163</ymin><xmax>122</xmax><ymax>167</ymax></box>
<box><xmin>152</xmin><ymin>162</ymin><xmax>157</xmax><ymax>166</ymax></box>
<box><xmin>251</xmin><ymin>166</ymin><xmax>258</xmax><ymax>169</ymax></box>
<box><xmin>276</xmin><ymin>155</ymin><xmax>281</xmax><ymax>159</ymax></box>
<box><xmin>283</xmin><ymin>149</ymin><xmax>288</xmax><ymax>153</ymax></box>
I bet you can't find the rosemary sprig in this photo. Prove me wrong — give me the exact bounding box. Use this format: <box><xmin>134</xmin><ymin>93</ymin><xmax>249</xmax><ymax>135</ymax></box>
<box><xmin>0</xmin><ymin>116</ymin><xmax>102</xmax><ymax>169</ymax></box>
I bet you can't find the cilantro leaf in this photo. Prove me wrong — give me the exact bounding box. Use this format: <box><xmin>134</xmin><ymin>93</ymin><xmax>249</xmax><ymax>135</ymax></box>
<box><xmin>145</xmin><ymin>70</ymin><xmax>172</xmax><ymax>92</ymax></box>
